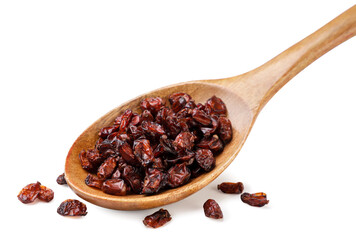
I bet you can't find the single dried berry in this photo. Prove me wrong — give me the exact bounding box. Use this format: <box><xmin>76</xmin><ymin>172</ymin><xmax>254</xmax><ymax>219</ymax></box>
<box><xmin>141</xmin><ymin>120</ymin><xmax>166</xmax><ymax>139</ymax></box>
<box><xmin>218</xmin><ymin>116</ymin><xmax>232</xmax><ymax>144</ymax></box>
<box><xmin>97</xmin><ymin>157</ymin><xmax>117</xmax><ymax>180</ymax></box>
<box><xmin>38</xmin><ymin>185</ymin><xmax>54</xmax><ymax>202</ymax></box>
<box><xmin>133</xmin><ymin>139</ymin><xmax>154</xmax><ymax>168</ymax></box>
<box><xmin>56</xmin><ymin>173</ymin><xmax>67</xmax><ymax>185</ymax></box>
<box><xmin>203</xmin><ymin>199</ymin><xmax>223</xmax><ymax>219</ymax></box>
<box><xmin>195</xmin><ymin>148</ymin><xmax>215</xmax><ymax>172</ymax></box>
<box><xmin>140</xmin><ymin>97</ymin><xmax>165</xmax><ymax>115</ymax></box>
<box><xmin>217</xmin><ymin>182</ymin><xmax>244</xmax><ymax>194</ymax></box>
<box><xmin>118</xmin><ymin>109</ymin><xmax>133</xmax><ymax>134</ymax></box>
<box><xmin>241</xmin><ymin>192</ymin><xmax>269</xmax><ymax>207</ymax></box>
<box><xmin>57</xmin><ymin>199</ymin><xmax>87</xmax><ymax>216</ymax></box>
<box><xmin>143</xmin><ymin>208</ymin><xmax>172</xmax><ymax>228</ymax></box>
<box><xmin>205</xmin><ymin>95</ymin><xmax>227</xmax><ymax>115</ymax></box>
<box><xmin>142</xmin><ymin>168</ymin><xmax>167</xmax><ymax>194</ymax></box>
<box><xmin>17</xmin><ymin>182</ymin><xmax>41</xmax><ymax>204</ymax></box>
<box><xmin>99</xmin><ymin>126</ymin><xmax>118</xmax><ymax>139</ymax></box>
<box><xmin>122</xmin><ymin>165</ymin><xmax>142</xmax><ymax>193</ymax></box>
<box><xmin>118</xmin><ymin>142</ymin><xmax>137</xmax><ymax>165</ymax></box>
<box><xmin>102</xmin><ymin>179</ymin><xmax>128</xmax><ymax>196</ymax></box>
<box><xmin>85</xmin><ymin>174</ymin><xmax>104</xmax><ymax>189</ymax></box>
<box><xmin>173</xmin><ymin>131</ymin><xmax>196</xmax><ymax>151</ymax></box>
<box><xmin>167</xmin><ymin>163</ymin><xmax>191</xmax><ymax>188</ymax></box>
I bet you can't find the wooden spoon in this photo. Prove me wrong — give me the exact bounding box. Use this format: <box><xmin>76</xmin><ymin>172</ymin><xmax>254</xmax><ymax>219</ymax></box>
<box><xmin>65</xmin><ymin>5</ymin><xmax>356</xmax><ymax>210</ymax></box>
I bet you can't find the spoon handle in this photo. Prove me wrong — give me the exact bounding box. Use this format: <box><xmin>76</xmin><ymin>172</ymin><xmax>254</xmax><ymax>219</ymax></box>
<box><xmin>228</xmin><ymin>5</ymin><xmax>356</xmax><ymax>112</ymax></box>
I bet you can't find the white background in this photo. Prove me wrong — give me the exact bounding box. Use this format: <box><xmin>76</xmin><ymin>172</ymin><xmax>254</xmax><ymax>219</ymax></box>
<box><xmin>1</xmin><ymin>1</ymin><xmax>355</xmax><ymax>239</ymax></box>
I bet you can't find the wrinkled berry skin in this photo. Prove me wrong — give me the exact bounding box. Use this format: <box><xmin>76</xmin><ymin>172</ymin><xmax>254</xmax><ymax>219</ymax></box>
<box><xmin>195</xmin><ymin>148</ymin><xmax>215</xmax><ymax>172</ymax></box>
<box><xmin>102</xmin><ymin>179</ymin><xmax>128</xmax><ymax>196</ymax></box>
<box><xmin>141</xmin><ymin>168</ymin><xmax>167</xmax><ymax>195</ymax></box>
<box><xmin>38</xmin><ymin>185</ymin><xmax>54</xmax><ymax>202</ymax></box>
<box><xmin>56</xmin><ymin>173</ymin><xmax>67</xmax><ymax>185</ymax></box>
<box><xmin>80</xmin><ymin>93</ymin><xmax>232</xmax><ymax>196</ymax></box>
<box><xmin>241</xmin><ymin>192</ymin><xmax>269</xmax><ymax>207</ymax></box>
<box><xmin>85</xmin><ymin>174</ymin><xmax>104</xmax><ymax>189</ymax></box>
<box><xmin>203</xmin><ymin>199</ymin><xmax>223</xmax><ymax>219</ymax></box>
<box><xmin>217</xmin><ymin>182</ymin><xmax>244</xmax><ymax>194</ymax></box>
<box><xmin>17</xmin><ymin>182</ymin><xmax>41</xmax><ymax>204</ymax></box>
<box><xmin>205</xmin><ymin>95</ymin><xmax>227</xmax><ymax>115</ymax></box>
<box><xmin>143</xmin><ymin>209</ymin><xmax>172</xmax><ymax>228</ymax></box>
<box><xmin>57</xmin><ymin>199</ymin><xmax>87</xmax><ymax>216</ymax></box>
<box><xmin>218</xmin><ymin>116</ymin><xmax>232</xmax><ymax>144</ymax></box>
<box><xmin>167</xmin><ymin>163</ymin><xmax>191</xmax><ymax>188</ymax></box>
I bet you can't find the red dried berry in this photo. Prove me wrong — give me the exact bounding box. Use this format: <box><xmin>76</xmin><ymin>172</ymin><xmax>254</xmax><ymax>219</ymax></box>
<box><xmin>57</xmin><ymin>199</ymin><xmax>87</xmax><ymax>216</ymax></box>
<box><xmin>241</xmin><ymin>192</ymin><xmax>269</xmax><ymax>207</ymax></box>
<box><xmin>38</xmin><ymin>185</ymin><xmax>54</xmax><ymax>202</ymax></box>
<box><xmin>85</xmin><ymin>174</ymin><xmax>104</xmax><ymax>189</ymax></box>
<box><xmin>143</xmin><ymin>209</ymin><xmax>172</xmax><ymax>228</ymax></box>
<box><xmin>102</xmin><ymin>179</ymin><xmax>128</xmax><ymax>196</ymax></box>
<box><xmin>142</xmin><ymin>168</ymin><xmax>167</xmax><ymax>195</ymax></box>
<box><xmin>195</xmin><ymin>148</ymin><xmax>215</xmax><ymax>172</ymax></box>
<box><xmin>167</xmin><ymin>163</ymin><xmax>191</xmax><ymax>188</ymax></box>
<box><xmin>218</xmin><ymin>116</ymin><xmax>232</xmax><ymax>144</ymax></box>
<box><xmin>217</xmin><ymin>182</ymin><xmax>244</xmax><ymax>194</ymax></box>
<box><xmin>205</xmin><ymin>95</ymin><xmax>227</xmax><ymax>115</ymax></box>
<box><xmin>56</xmin><ymin>173</ymin><xmax>67</xmax><ymax>185</ymax></box>
<box><xmin>140</xmin><ymin>97</ymin><xmax>164</xmax><ymax>115</ymax></box>
<box><xmin>17</xmin><ymin>182</ymin><xmax>41</xmax><ymax>204</ymax></box>
<box><xmin>203</xmin><ymin>199</ymin><xmax>223</xmax><ymax>219</ymax></box>
<box><xmin>97</xmin><ymin>156</ymin><xmax>117</xmax><ymax>180</ymax></box>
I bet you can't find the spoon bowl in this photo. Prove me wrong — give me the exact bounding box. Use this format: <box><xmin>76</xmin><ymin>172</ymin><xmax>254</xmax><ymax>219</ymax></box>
<box><xmin>65</xmin><ymin>81</ymin><xmax>254</xmax><ymax>210</ymax></box>
<box><xmin>65</xmin><ymin>5</ymin><xmax>356</xmax><ymax>210</ymax></box>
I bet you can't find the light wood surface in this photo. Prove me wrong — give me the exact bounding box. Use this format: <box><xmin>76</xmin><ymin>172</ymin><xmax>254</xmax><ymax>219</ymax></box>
<box><xmin>65</xmin><ymin>5</ymin><xmax>356</xmax><ymax>210</ymax></box>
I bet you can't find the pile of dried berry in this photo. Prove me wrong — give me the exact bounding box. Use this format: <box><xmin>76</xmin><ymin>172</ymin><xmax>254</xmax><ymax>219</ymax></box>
<box><xmin>79</xmin><ymin>93</ymin><xmax>232</xmax><ymax>195</ymax></box>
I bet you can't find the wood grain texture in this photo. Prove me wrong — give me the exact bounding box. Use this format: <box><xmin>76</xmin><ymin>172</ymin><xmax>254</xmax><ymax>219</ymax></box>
<box><xmin>65</xmin><ymin>5</ymin><xmax>356</xmax><ymax>210</ymax></box>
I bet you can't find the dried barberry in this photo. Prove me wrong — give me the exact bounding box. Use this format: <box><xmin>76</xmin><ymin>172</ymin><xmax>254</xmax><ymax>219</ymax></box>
<box><xmin>205</xmin><ymin>96</ymin><xmax>227</xmax><ymax>115</ymax></box>
<box><xmin>142</xmin><ymin>168</ymin><xmax>167</xmax><ymax>194</ymax></box>
<box><xmin>133</xmin><ymin>139</ymin><xmax>154</xmax><ymax>168</ymax></box>
<box><xmin>17</xmin><ymin>182</ymin><xmax>41</xmax><ymax>204</ymax></box>
<box><xmin>169</xmin><ymin>92</ymin><xmax>192</xmax><ymax>113</ymax></box>
<box><xmin>218</xmin><ymin>116</ymin><xmax>232</xmax><ymax>144</ymax></box>
<box><xmin>57</xmin><ymin>199</ymin><xmax>87</xmax><ymax>216</ymax></box>
<box><xmin>167</xmin><ymin>163</ymin><xmax>191</xmax><ymax>188</ymax></box>
<box><xmin>217</xmin><ymin>182</ymin><xmax>244</xmax><ymax>194</ymax></box>
<box><xmin>143</xmin><ymin>208</ymin><xmax>172</xmax><ymax>228</ymax></box>
<box><xmin>192</xmin><ymin>108</ymin><xmax>212</xmax><ymax>126</ymax></box>
<box><xmin>173</xmin><ymin>131</ymin><xmax>196</xmax><ymax>152</ymax></box>
<box><xmin>195</xmin><ymin>148</ymin><xmax>215</xmax><ymax>172</ymax></box>
<box><xmin>102</xmin><ymin>179</ymin><xmax>128</xmax><ymax>196</ymax></box>
<box><xmin>122</xmin><ymin>165</ymin><xmax>142</xmax><ymax>193</ymax></box>
<box><xmin>140</xmin><ymin>97</ymin><xmax>164</xmax><ymax>115</ymax></box>
<box><xmin>56</xmin><ymin>173</ymin><xmax>67</xmax><ymax>185</ymax></box>
<box><xmin>85</xmin><ymin>174</ymin><xmax>104</xmax><ymax>189</ymax></box>
<box><xmin>203</xmin><ymin>199</ymin><xmax>223</xmax><ymax>219</ymax></box>
<box><xmin>97</xmin><ymin>156</ymin><xmax>117</xmax><ymax>180</ymax></box>
<box><xmin>38</xmin><ymin>185</ymin><xmax>54</xmax><ymax>202</ymax></box>
<box><xmin>241</xmin><ymin>192</ymin><xmax>269</xmax><ymax>207</ymax></box>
